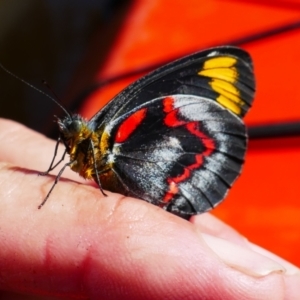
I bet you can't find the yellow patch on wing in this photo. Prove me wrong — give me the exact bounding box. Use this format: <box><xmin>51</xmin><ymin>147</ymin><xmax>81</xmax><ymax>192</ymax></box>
<box><xmin>100</xmin><ymin>130</ymin><xmax>110</xmax><ymax>154</ymax></box>
<box><xmin>99</xmin><ymin>130</ymin><xmax>114</xmax><ymax>170</ymax></box>
<box><xmin>198</xmin><ymin>56</ymin><xmax>244</xmax><ymax>116</ymax></box>
<box><xmin>215</xmin><ymin>95</ymin><xmax>241</xmax><ymax>115</ymax></box>
<box><xmin>202</xmin><ymin>56</ymin><xmax>237</xmax><ymax>69</ymax></box>
<box><xmin>199</xmin><ymin>68</ymin><xmax>237</xmax><ymax>83</ymax></box>
<box><xmin>210</xmin><ymin>78</ymin><xmax>244</xmax><ymax>115</ymax></box>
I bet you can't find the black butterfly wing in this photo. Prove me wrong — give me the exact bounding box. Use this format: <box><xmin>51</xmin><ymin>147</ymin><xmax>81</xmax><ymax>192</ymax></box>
<box><xmin>90</xmin><ymin>46</ymin><xmax>255</xmax><ymax>218</ymax></box>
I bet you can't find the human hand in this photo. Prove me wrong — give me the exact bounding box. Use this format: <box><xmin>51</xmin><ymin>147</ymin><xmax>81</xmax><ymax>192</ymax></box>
<box><xmin>0</xmin><ymin>118</ymin><xmax>299</xmax><ymax>299</ymax></box>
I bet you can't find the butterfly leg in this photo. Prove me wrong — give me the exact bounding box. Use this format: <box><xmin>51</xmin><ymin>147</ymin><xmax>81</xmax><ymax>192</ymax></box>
<box><xmin>39</xmin><ymin>137</ymin><xmax>67</xmax><ymax>175</ymax></box>
<box><xmin>38</xmin><ymin>160</ymin><xmax>73</xmax><ymax>209</ymax></box>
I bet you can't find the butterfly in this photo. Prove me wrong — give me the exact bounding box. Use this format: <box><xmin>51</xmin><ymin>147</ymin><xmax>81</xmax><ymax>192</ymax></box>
<box><xmin>41</xmin><ymin>46</ymin><xmax>255</xmax><ymax>219</ymax></box>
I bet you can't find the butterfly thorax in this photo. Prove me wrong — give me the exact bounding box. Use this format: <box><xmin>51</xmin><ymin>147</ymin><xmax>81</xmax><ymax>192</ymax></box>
<box><xmin>57</xmin><ymin>115</ymin><xmax>105</xmax><ymax>180</ymax></box>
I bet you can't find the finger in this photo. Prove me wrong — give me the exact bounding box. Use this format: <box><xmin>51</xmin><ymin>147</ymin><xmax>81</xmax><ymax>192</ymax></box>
<box><xmin>192</xmin><ymin>210</ymin><xmax>300</xmax><ymax>299</ymax></box>
<box><xmin>0</xmin><ymin>162</ymin><xmax>299</xmax><ymax>299</ymax></box>
<box><xmin>191</xmin><ymin>213</ymin><xmax>249</xmax><ymax>246</ymax></box>
<box><xmin>0</xmin><ymin>118</ymin><xmax>85</xmax><ymax>183</ymax></box>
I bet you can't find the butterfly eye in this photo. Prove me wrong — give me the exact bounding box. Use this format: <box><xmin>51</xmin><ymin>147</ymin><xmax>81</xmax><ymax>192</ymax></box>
<box><xmin>69</xmin><ymin>120</ymin><xmax>82</xmax><ymax>134</ymax></box>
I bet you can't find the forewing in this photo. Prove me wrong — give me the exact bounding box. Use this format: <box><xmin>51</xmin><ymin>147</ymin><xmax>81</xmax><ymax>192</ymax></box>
<box><xmin>89</xmin><ymin>46</ymin><xmax>255</xmax><ymax>131</ymax></box>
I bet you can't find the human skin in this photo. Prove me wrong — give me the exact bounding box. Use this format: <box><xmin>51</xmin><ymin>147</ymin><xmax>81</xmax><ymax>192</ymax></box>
<box><xmin>0</xmin><ymin>118</ymin><xmax>299</xmax><ymax>300</ymax></box>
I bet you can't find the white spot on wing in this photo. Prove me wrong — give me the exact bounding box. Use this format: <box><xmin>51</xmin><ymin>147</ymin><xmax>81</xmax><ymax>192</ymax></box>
<box><xmin>207</xmin><ymin>51</ymin><xmax>218</xmax><ymax>57</ymax></box>
<box><xmin>107</xmin><ymin>153</ymin><xmax>115</xmax><ymax>164</ymax></box>
<box><xmin>169</xmin><ymin>136</ymin><xmax>182</xmax><ymax>149</ymax></box>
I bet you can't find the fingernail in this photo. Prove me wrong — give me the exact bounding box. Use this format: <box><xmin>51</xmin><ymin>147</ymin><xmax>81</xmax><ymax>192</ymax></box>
<box><xmin>201</xmin><ymin>233</ymin><xmax>286</xmax><ymax>277</ymax></box>
<box><xmin>247</xmin><ymin>242</ymin><xmax>300</xmax><ymax>276</ymax></box>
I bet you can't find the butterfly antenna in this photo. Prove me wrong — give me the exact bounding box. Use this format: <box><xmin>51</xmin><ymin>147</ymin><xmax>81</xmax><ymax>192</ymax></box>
<box><xmin>0</xmin><ymin>63</ymin><xmax>71</xmax><ymax>118</ymax></box>
<box><xmin>42</xmin><ymin>80</ymin><xmax>62</xmax><ymax>102</ymax></box>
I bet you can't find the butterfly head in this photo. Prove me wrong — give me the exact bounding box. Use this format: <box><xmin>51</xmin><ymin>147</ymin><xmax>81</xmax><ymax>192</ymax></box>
<box><xmin>57</xmin><ymin>115</ymin><xmax>92</xmax><ymax>155</ymax></box>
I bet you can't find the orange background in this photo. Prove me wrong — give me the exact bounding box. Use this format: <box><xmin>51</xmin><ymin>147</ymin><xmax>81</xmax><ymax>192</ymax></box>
<box><xmin>80</xmin><ymin>0</ymin><xmax>300</xmax><ymax>265</ymax></box>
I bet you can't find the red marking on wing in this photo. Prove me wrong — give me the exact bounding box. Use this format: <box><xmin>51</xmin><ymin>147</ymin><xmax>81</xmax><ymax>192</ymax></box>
<box><xmin>162</xmin><ymin>115</ymin><xmax>216</xmax><ymax>203</ymax></box>
<box><xmin>186</xmin><ymin>122</ymin><xmax>215</xmax><ymax>156</ymax></box>
<box><xmin>171</xmin><ymin>154</ymin><xmax>204</xmax><ymax>184</ymax></box>
<box><xmin>164</xmin><ymin>110</ymin><xmax>186</xmax><ymax>127</ymax></box>
<box><xmin>163</xmin><ymin>181</ymin><xmax>179</xmax><ymax>203</ymax></box>
<box><xmin>163</xmin><ymin>96</ymin><xmax>185</xmax><ymax>127</ymax></box>
<box><xmin>163</xmin><ymin>96</ymin><xmax>174</xmax><ymax>113</ymax></box>
<box><xmin>115</xmin><ymin>108</ymin><xmax>147</xmax><ymax>143</ymax></box>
